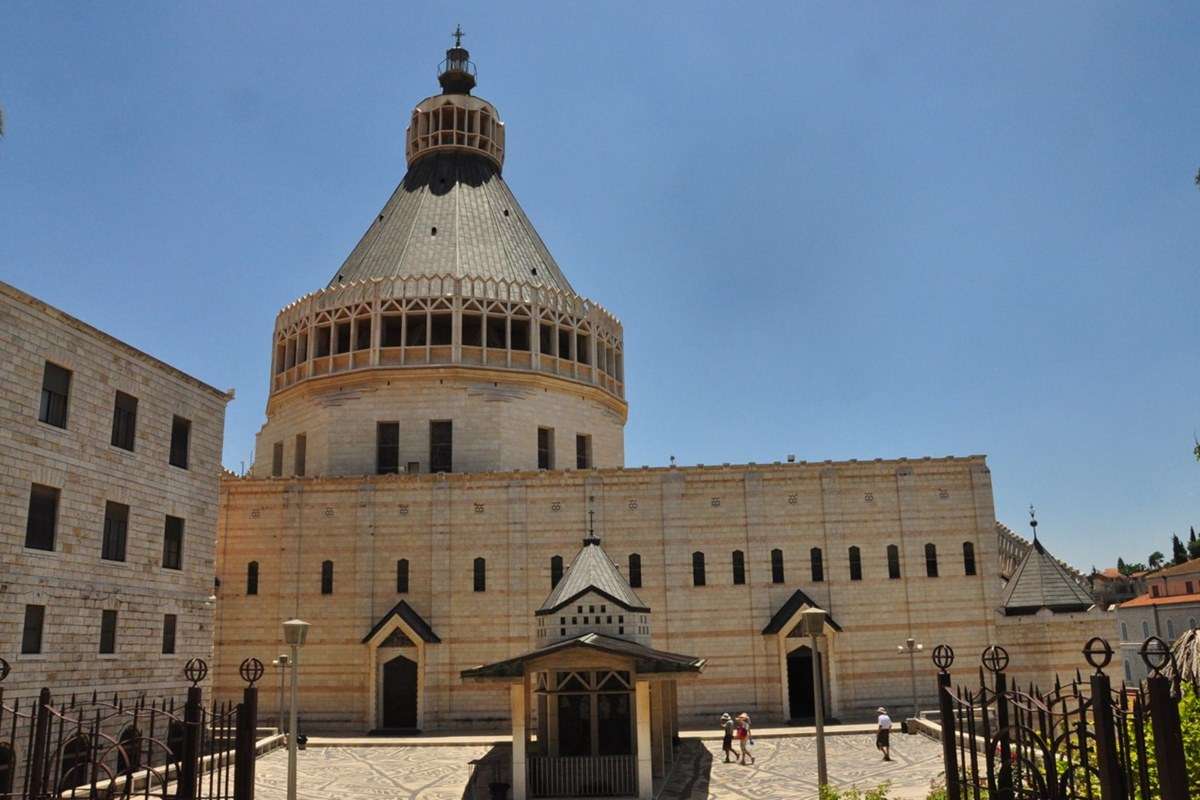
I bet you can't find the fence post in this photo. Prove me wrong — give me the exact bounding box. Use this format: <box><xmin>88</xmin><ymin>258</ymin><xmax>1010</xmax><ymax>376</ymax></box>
<box><xmin>26</xmin><ymin>688</ymin><xmax>52</xmax><ymax>799</ymax></box>
<box><xmin>235</xmin><ymin>657</ymin><xmax>265</xmax><ymax>800</ymax></box>
<box><xmin>1084</xmin><ymin>637</ymin><xmax>1126</xmax><ymax>800</ymax></box>
<box><xmin>1146</xmin><ymin>675</ymin><xmax>1188</xmax><ymax>800</ymax></box>
<box><xmin>982</xmin><ymin>646</ymin><xmax>1012</xmax><ymax>800</ymax></box>
<box><xmin>932</xmin><ymin>645</ymin><xmax>960</xmax><ymax>800</ymax></box>
<box><xmin>177</xmin><ymin>684</ymin><xmax>202</xmax><ymax>800</ymax></box>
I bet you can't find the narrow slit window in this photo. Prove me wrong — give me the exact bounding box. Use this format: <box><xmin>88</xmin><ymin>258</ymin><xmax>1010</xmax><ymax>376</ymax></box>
<box><xmin>575</xmin><ymin>434</ymin><xmax>592</xmax><ymax>469</ymax></box>
<box><xmin>169</xmin><ymin>416</ymin><xmax>191</xmax><ymax>469</ymax></box>
<box><xmin>849</xmin><ymin>546</ymin><xmax>863</xmax><ymax>581</ymax></box>
<box><xmin>162</xmin><ymin>516</ymin><xmax>184</xmax><ymax>570</ymax></box>
<box><xmin>887</xmin><ymin>544</ymin><xmax>901</xmax><ymax>579</ymax></box>
<box><xmin>22</xmin><ymin>604</ymin><xmax>45</xmax><ymax>655</ymax></box>
<box><xmin>271</xmin><ymin>441</ymin><xmax>283</xmax><ymax>477</ymax></box>
<box><xmin>294</xmin><ymin>434</ymin><xmax>307</xmax><ymax>476</ymax></box>
<box><xmin>396</xmin><ymin>559</ymin><xmax>409</xmax><ymax>593</ymax></box>
<box><xmin>810</xmin><ymin>547</ymin><xmax>824</xmax><ymax>582</ymax></box>
<box><xmin>473</xmin><ymin>557</ymin><xmax>486</xmax><ymax>592</ymax></box>
<box><xmin>962</xmin><ymin>541</ymin><xmax>977</xmax><ymax>576</ymax></box>
<box><xmin>99</xmin><ymin>609</ymin><xmax>118</xmax><ymax>654</ymax></box>
<box><xmin>692</xmin><ymin>551</ymin><xmax>706</xmax><ymax>587</ymax></box>
<box><xmin>538</xmin><ymin>427</ymin><xmax>554</xmax><ymax>469</ymax></box>
<box><xmin>162</xmin><ymin>614</ymin><xmax>177</xmax><ymax>654</ymax></box>
<box><xmin>430</xmin><ymin>420</ymin><xmax>452</xmax><ymax>473</ymax></box>
<box><xmin>246</xmin><ymin>561</ymin><xmax>259</xmax><ymax>595</ymax></box>
<box><xmin>376</xmin><ymin>422</ymin><xmax>400</xmax><ymax>475</ymax></box>
<box><xmin>731</xmin><ymin>550</ymin><xmax>746</xmax><ymax>585</ymax></box>
<box><xmin>925</xmin><ymin>543</ymin><xmax>939</xmax><ymax>577</ymax></box>
<box><xmin>551</xmin><ymin>555</ymin><xmax>564</xmax><ymax>588</ymax></box>
<box><xmin>628</xmin><ymin>553</ymin><xmax>642</xmax><ymax>588</ymax></box>
<box><xmin>321</xmin><ymin>560</ymin><xmax>334</xmax><ymax>594</ymax></box>
<box><xmin>771</xmin><ymin>548</ymin><xmax>785</xmax><ymax>584</ymax></box>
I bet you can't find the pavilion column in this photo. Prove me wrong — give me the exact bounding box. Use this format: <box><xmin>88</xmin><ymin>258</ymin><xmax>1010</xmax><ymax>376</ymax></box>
<box><xmin>636</xmin><ymin>679</ymin><xmax>652</xmax><ymax>800</ymax></box>
<box><xmin>651</xmin><ymin>682</ymin><xmax>665</xmax><ymax>778</ymax></box>
<box><xmin>664</xmin><ymin>680</ymin><xmax>676</xmax><ymax>764</ymax></box>
<box><xmin>511</xmin><ymin>683</ymin><xmax>527</xmax><ymax>800</ymax></box>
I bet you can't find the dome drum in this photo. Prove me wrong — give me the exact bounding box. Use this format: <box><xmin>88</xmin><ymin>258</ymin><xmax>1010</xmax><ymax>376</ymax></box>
<box><xmin>406</xmin><ymin>94</ymin><xmax>505</xmax><ymax>169</ymax></box>
<box><xmin>271</xmin><ymin>275</ymin><xmax>624</xmax><ymax>402</ymax></box>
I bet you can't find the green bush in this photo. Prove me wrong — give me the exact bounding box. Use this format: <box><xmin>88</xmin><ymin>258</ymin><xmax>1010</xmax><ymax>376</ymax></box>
<box><xmin>1126</xmin><ymin>682</ymin><xmax>1200</xmax><ymax>795</ymax></box>
<box><xmin>818</xmin><ymin>782</ymin><xmax>891</xmax><ymax>800</ymax></box>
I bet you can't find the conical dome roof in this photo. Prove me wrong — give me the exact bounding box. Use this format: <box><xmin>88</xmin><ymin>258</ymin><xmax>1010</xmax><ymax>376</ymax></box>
<box><xmin>328</xmin><ymin>151</ymin><xmax>574</xmax><ymax>293</ymax></box>
<box><xmin>538</xmin><ymin>539</ymin><xmax>649</xmax><ymax>616</ymax></box>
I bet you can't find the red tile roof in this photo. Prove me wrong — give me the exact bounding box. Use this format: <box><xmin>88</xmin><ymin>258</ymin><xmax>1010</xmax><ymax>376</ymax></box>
<box><xmin>1120</xmin><ymin>591</ymin><xmax>1200</xmax><ymax>608</ymax></box>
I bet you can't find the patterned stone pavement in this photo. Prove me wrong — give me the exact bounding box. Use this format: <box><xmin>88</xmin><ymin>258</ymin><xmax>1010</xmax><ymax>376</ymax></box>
<box><xmin>661</xmin><ymin>735</ymin><xmax>945</xmax><ymax>800</ymax></box>
<box><xmin>253</xmin><ymin>734</ymin><xmax>944</xmax><ymax>800</ymax></box>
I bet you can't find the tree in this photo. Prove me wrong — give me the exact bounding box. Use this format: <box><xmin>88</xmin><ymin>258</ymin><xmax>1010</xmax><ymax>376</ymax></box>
<box><xmin>1191</xmin><ymin>527</ymin><xmax>1200</xmax><ymax>560</ymax></box>
<box><xmin>1173</xmin><ymin>534</ymin><xmax>1189</xmax><ymax>565</ymax></box>
<box><xmin>1118</xmin><ymin>557</ymin><xmax>1127</xmax><ymax>574</ymax></box>
<box><xmin>1149</xmin><ymin>551</ymin><xmax>1166</xmax><ymax>570</ymax></box>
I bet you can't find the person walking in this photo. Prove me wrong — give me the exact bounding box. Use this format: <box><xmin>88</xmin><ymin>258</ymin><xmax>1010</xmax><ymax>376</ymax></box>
<box><xmin>735</xmin><ymin>712</ymin><xmax>755</xmax><ymax>765</ymax></box>
<box><xmin>720</xmin><ymin>713</ymin><xmax>736</xmax><ymax>763</ymax></box>
<box><xmin>876</xmin><ymin>706</ymin><xmax>893</xmax><ymax>761</ymax></box>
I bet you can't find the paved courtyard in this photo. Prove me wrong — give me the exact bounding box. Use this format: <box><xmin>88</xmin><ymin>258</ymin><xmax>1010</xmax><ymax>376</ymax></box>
<box><xmin>253</xmin><ymin>734</ymin><xmax>944</xmax><ymax>800</ymax></box>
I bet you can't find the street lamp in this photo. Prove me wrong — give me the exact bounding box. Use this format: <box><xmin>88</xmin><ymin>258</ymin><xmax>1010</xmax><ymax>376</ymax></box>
<box><xmin>272</xmin><ymin>654</ymin><xmax>289</xmax><ymax>734</ymax></box>
<box><xmin>799</xmin><ymin>607</ymin><xmax>828</xmax><ymax>788</ymax></box>
<box><xmin>282</xmin><ymin>619</ymin><xmax>310</xmax><ymax>800</ymax></box>
<box><xmin>897</xmin><ymin>637</ymin><xmax>924</xmax><ymax>728</ymax></box>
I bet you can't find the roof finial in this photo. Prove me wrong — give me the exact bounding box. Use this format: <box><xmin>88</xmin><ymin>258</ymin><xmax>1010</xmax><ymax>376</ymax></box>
<box><xmin>1029</xmin><ymin>504</ymin><xmax>1038</xmax><ymax>542</ymax></box>
<box><xmin>452</xmin><ymin>24</ymin><xmax>464</xmax><ymax>48</ymax></box>
<box><xmin>584</xmin><ymin>495</ymin><xmax>600</xmax><ymax>546</ymax></box>
<box><xmin>438</xmin><ymin>26</ymin><xmax>476</xmax><ymax>95</ymax></box>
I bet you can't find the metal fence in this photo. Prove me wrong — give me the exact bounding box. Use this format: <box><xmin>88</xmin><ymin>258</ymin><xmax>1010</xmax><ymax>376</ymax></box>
<box><xmin>931</xmin><ymin>636</ymin><xmax>1192</xmax><ymax>800</ymax></box>
<box><xmin>0</xmin><ymin>656</ymin><xmax>263</xmax><ymax>800</ymax></box>
<box><xmin>527</xmin><ymin>754</ymin><xmax>636</xmax><ymax>797</ymax></box>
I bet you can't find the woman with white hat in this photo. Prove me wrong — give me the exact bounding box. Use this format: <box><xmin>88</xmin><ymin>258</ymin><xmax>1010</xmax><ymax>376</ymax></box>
<box><xmin>735</xmin><ymin>712</ymin><xmax>755</xmax><ymax>765</ymax></box>
<box><xmin>876</xmin><ymin>706</ymin><xmax>892</xmax><ymax>761</ymax></box>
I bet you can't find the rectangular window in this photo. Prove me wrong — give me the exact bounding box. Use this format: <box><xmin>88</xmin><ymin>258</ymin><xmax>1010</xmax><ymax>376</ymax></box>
<box><xmin>294</xmin><ymin>434</ymin><xmax>307</xmax><ymax>476</ymax></box>
<box><xmin>538</xmin><ymin>427</ymin><xmax>554</xmax><ymax>470</ymax></box>
<box><xmin>473</xmin><ymin>557</ymin><xmax>486</xmax><ymax>592</ymax></box>
<box><xmin>162</xmin><ymin>516</ymin><xmax>184</xmax><ymax>570</ymax></box>
<box><xmin>731</xmin><ymin>551</ymin><xmax>746</xmax><ymax>585</ymax></box>
<box><xmin>162</xmin><ymin>614</ymin><xmax>177</xmax><ymax>654</ymax></box>
<box><xmin>396</xmin><ymin>559</ymin><xmax>409</xmax><ymax>593</ymax></box>
<box><xmin>575</xmin><ymin>434</ymin><xmax>592</xmax><ymax>469</ymax></box>
<box><xmin>486</xmin><ymin>317</ymin><xmax>506</xmax><ymax>349</ymax></box>
<box><xmin>810</xmin><ymin>548</ymin><xmax>824</xmax><ymax>582</ymax></box>
<box><xmin>377</xmin><ymin>422</ymin><xmax>400</xmax><ymax>474</ymax></box>
<box><xmin>111</xmin><ymin>391</ymin><xmax>138</xmax><ymax>451</ymax></box>
<box><xmin>39</xmin><ymin>362</ymin><xmax>71</xmax><ymax>428</ymax></box>
<box><xmin>354</xmin><ymin>317</ymin><xmax>372</xmax><ymax>350</ymax></box>
<box><xmin>271</xmin><ymin>441</ymin><xmax>284</xmax><ymax>477</ymax></box>
<box><xmin>461</xmin><ymin>314</ymin><xmax>482</xmax><ymax>346</ymax></box>
<box><xmin>405</xmin><ymin>314</ymin><xmax>427</xmax><ymax>347</ymax></box>
<box><xmin>557</xmin><ymin>328</ymin><xmax>571</xmax><ymax>359</ymax></box>
<box><xmin>381</xmin><ymin>315</ymin><xmax>404</xmax><ymax>347</ymax></box>
<box><xmin>314</xmin><ymin>325</ymin><xmax>332</xmax><ymax>356</ymax></box>
<box><xmin>99</xmin><ymin>609</ymin><xmax>118</xmax><ymax>654</ymax></box>
<box><xmin>102</xmin><ymin>501</ymin><xmax>129</xmax><ymax>562</ymax></box>
<box><xmin>430</xmin><ymin>313</ymin><xmax>452</xmax><ymax>345</ymax></box>
<box><xmin>575</xmin><ymin>333</ymin><xmax>591</xmax><ymax>364</ymax></box>
<box><xmin>22</xmin><ymin>604</ymin><xmax>45</xmax><ymax>655</ymax></box>
<box><xmin>335</xmin><ymin>321</ymin><xmax>351</xmax><ymax>353</ymax></box>
<box><xmin>430</xmin><ymin>420</ymin><xmax>452</xmax><ymax>473</ymax></box>
<box><xmin>1188</xmin><ymin>581</ymin><xmax>1195</xmax><ymax>594</ymax></box>
<box><xmin>25</xmin><ymin>484</ymin><xmax>59</xmax><ymax>551</ymax></box>
<box><xmin>406</xmin><ymin>461</ymin><xmax>420</xmax><ymax>474</ymax></box>
<box><xmin>510</xmin><ymin>318</ymin><xmax>530</xmax><ymax>351</ymax></box>
<box><xmin>169</xmin><ymin>416</ymin><xmax>191</xmax><ymax>469</ymax></box>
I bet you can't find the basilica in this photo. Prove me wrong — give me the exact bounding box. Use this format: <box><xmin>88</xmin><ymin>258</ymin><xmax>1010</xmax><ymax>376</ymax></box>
<box><xmin>210</xmin><ymin>39</ymin><xmax>1112</xmax><ymax>733</ymax></box>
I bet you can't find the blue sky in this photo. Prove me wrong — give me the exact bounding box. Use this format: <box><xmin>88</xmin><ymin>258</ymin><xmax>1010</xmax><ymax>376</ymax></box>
<box><xmin>2</xmin><ymin>2</ymin><xmax>1197</xmax><ymax>571</ymax></box>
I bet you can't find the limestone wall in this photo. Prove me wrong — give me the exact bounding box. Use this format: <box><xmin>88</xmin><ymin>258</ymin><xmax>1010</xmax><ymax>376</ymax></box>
<box><xmin>211</xmin><ymin>455</ymin><xmax>1054</xmax><ymax>731</ymax></box>
<box><xmin>251</xmin><ymin>368</ymin><xmax>625</xmax><ymax>478</ymax></box>
<box><xmin>0</xmin><ymin>281</ymin><xmax>229</xmax><ymax>701</ymax></box>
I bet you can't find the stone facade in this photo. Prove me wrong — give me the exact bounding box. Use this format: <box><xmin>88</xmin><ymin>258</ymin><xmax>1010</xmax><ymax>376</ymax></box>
<box><xmin>212</xmin><ymin>456</ymin><xmax>1017</xmax><ymax>730</ymax></box>
<box><xmin>0</xmin><ymin>281</ymin><xmax>230</xmax><ymax>700</ymax></box>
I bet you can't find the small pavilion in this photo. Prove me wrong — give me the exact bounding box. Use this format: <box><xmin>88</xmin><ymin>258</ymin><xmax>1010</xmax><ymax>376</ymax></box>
<box><xmin>462</xmin><ymin>530</ymin><xmax>705</xmax><ymax>799</ymax></box>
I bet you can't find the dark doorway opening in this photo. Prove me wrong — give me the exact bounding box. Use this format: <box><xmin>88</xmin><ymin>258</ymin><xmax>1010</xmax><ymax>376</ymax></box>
<box><xmin>382</xmin><ymin>654</ymin><xmax>419</xmax><ymax>730</ymax></box>
<box><xmin>787</xmin><ymin>645</ymin><xmax>822</xmax><ymax>722</ymax></box>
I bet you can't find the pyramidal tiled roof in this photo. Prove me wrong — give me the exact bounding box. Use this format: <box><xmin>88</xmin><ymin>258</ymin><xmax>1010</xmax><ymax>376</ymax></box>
<box><xmin>1000</xmin><ymin>538</ymin><xmax>1096</xmax><ymax>616</ymax></box>
<box><xmin>537</xmin><ymin>540</ymin><xmax>649</xmax><ymax>616</ymax></box>
<box><xmin>328</xmin><ymin>150</ymin><xmax>575</xmax><ymax>294</ymax></box>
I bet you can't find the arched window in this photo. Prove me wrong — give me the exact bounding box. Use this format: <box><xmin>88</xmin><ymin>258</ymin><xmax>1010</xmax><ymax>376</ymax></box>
<box><xmin>1141</xmin><ymin>621</ymin><xmax>1150</xmax><ymax>639</ymax></box>
<box><xmin>731</xmin><ymin>550</ymin><xmax>745</xmax><ymax>585</ymax></box>
<box><xmin>810</xmin><ymin>548</ymin><xmax>824</xmax><ymax>582</ymax></box>
<box><xmin>1121</xmin><ymin>622</ymin><xmax>1128</xmax><ymax>641</ymax></box>
<box><xmin>116</xmin><ymin>725</ymin><xmax>141</xmax><ymax>774</ymax></box>
<box><xmin>925</xmin><ymin>544</ymin><xmax>939</xmax><ymax>578</ymax></box>
<box><xmin>962</xmin><ymin>542</ymin><xmax>977</xmax><ymax>576</ymax></box>
<box><xmin>692</xmin><ymin>552</ymin><xmax>706</xmax><ymax>587</ymax></box>
<box><xmin>396</xmin><ymin>559</ymin><xmax>409</xmax><ymax>594</ymax></box>
<box><xmin>887</xmin><ymin>545</ymin><xmax>901</xmax><ymax>579</ymax></box>
<box><xmin>320</xmin><ymin>560</ymin><xmax>333</xmax><ymax>594</ymax></box>
<box><xmin>0</xmin><ymin>743</ymin><xmax>15</xmax><ymax>795</ymax></box>
<box><xmin>771</xmin><ymin>548</ymin><xmax>785</xmax><ymax>584</ymax></box>
<box><xmin>848</xmin><ymin>546</ymin><xmax>863</xmax><ymax>581</ymax></box>
<box><xmin>1124</xmin><ymin>660</ymin><xmax>1132</xmax><ymax>681</ymax></box>
<box><xmin>473</xmin><ymin>557</ymin><xmax>486</xmax><ymax>592</ymax></box>
<box><xmin>58</xmin><ymin>734</ymin><xmax>90</xmax><ymax>791</ymax></box>
<box><xmin>1167</xmin><ymin>619</ymin><xmax>1176</xmax><ymax>639</ymax></box>
<box><xmin>551</xmin><ymin>555</ymin><xmax>564</xmax><ymax>589</ymax></box>
<box><xmin>246</xmin><ymin>561</ymin><xmax>259</xmax><ymax>596</ymax></box>
<box><xmin>628</xmin><ymin>554</ymin><xmax>642</xmax><ymax>588</ymax></box>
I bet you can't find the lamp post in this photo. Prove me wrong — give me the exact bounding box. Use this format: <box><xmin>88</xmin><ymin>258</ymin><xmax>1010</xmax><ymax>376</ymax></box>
<box><xmin>897</xmin><ymin>637</ymin><xmax>924</xmax><ymax>728</ymax></box>
<box><xmin>272</xmin><ymin>654</ymin><xmax>289</xmax><ymax>734</ymax></box>
<box><xmin>799</xmin><ymin>607</ymin><xmax>828</xmax><ymax>788</ymax></box>
<box><xmin>282</xmin><ymin>619</ymin><xmax>310</xmax><ymax>800</ymax></box>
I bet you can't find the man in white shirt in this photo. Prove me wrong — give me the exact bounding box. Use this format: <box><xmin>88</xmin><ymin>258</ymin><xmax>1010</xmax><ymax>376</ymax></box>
<box><xmin>876</xmin><ymin>706</ymin><xmax>893</xmax><ymax>761</ymax></box>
